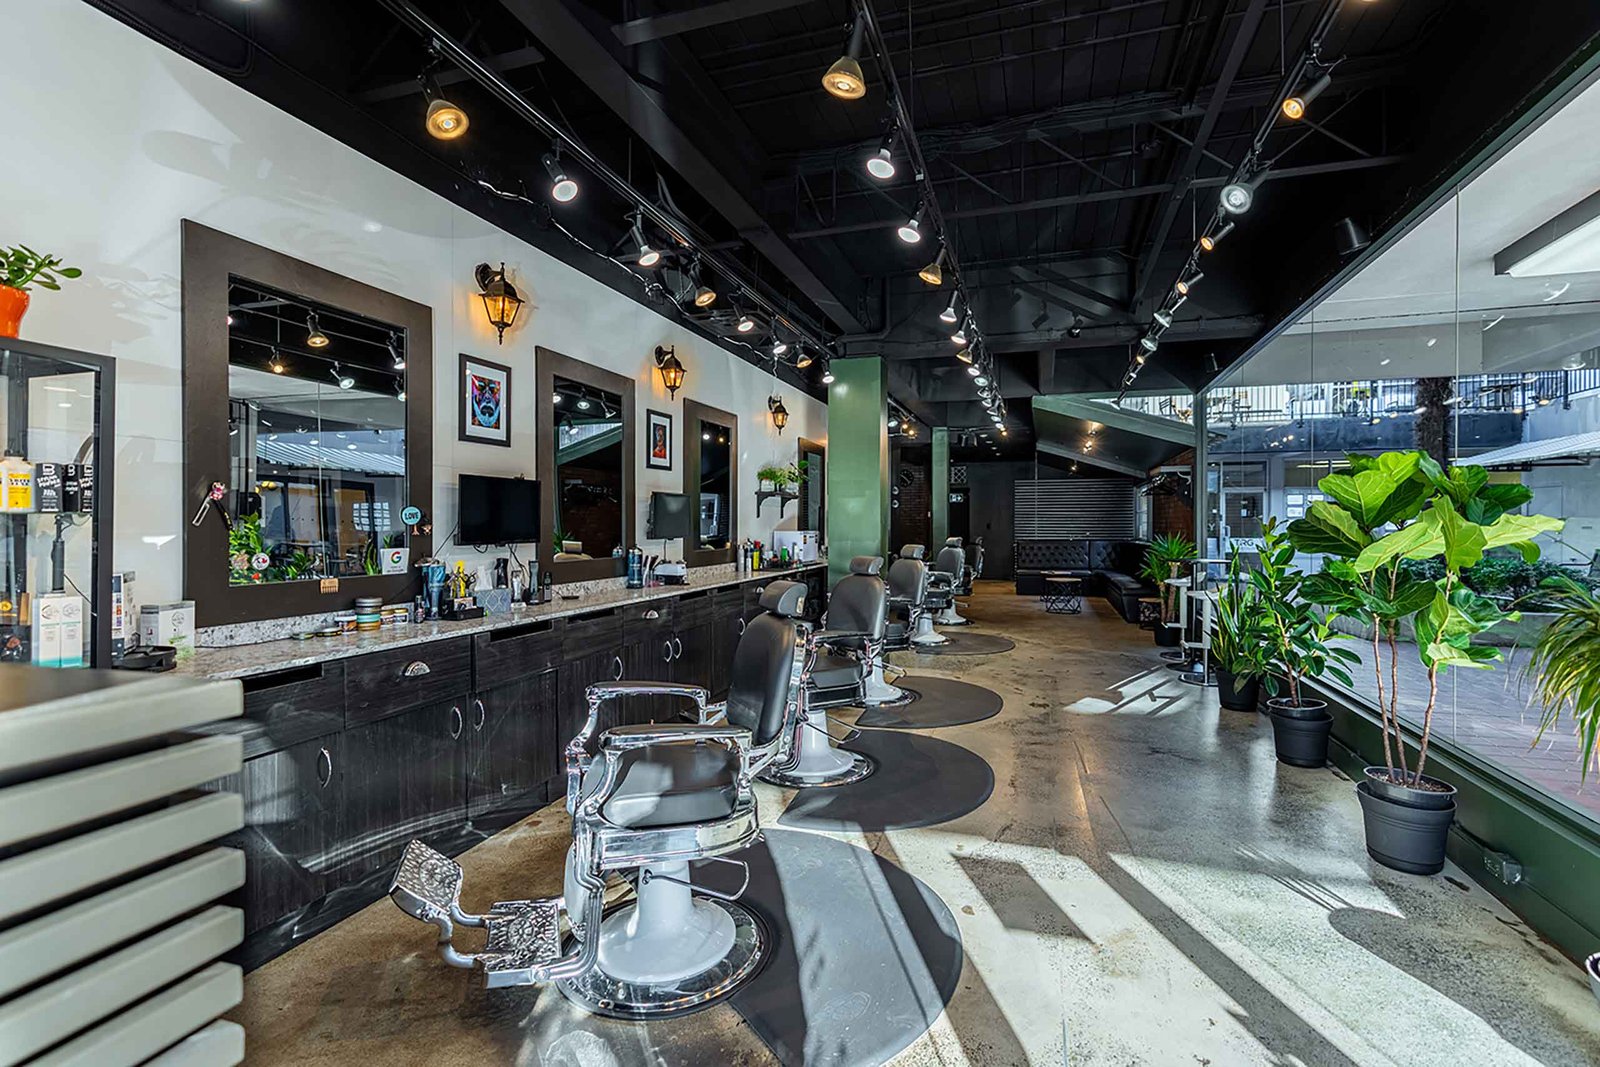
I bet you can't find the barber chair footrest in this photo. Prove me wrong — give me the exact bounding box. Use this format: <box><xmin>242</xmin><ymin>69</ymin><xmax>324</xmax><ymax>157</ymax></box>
<box><xmin>480</xmin><ymin>899</ymin><xmax>565</xmax><ymax>986</ymax></box>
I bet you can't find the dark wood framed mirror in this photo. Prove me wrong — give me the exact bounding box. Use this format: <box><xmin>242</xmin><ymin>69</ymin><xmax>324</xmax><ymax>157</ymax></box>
<box><xmin>181</xmin><ymin>221</ymin><xmax>433</xmax><ymax>627</ymax></box>
<box><xmin>536</xmin><ymin>346</ymin><xmax>634</xmax><ymax>582</ymax></box>
<box><xmin>681</xmin><ymin>398</ymin><xmax>738</xmax><ymax>567</ymax></box>
<box><xmin>798</xmin><ymin>437</ymin><xmax>826</xmax><ymax>537</ymax></box>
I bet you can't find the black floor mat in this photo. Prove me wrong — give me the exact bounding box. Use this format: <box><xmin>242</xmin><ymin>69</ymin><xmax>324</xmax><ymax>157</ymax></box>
<box><xmin>854</xmin><ymin>675</ymin><xmax>1003</xmax><ymax>729</ymax></box>
<box><xmin>902</xmin><ymin>631</ymin><xmax>1016</xmax><ymax>656</ymax></box>
<box><xmin>777</xmin><ymin>730</ymin><xmax>995</xmax><ymax>833</ymax></box>
<box><xmin>506</xmin><ymin>830</ymin><xmax>963</xmax><ymax>1067</ymax></box>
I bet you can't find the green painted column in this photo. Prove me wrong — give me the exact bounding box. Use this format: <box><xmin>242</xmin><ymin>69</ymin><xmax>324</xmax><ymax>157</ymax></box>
<box><xmin>931</xmin><ymin>427</ymin><xmax>950</xmax><ymax>548</ymax></box>
<box><xmin>825</xmin><ymin>357</ymin><xmax>890</xmax><ymax>585</ymax></box>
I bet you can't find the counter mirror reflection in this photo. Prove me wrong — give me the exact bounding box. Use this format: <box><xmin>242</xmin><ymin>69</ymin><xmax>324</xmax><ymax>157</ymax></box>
<box><xmin>225</xmin><ymin>278</ymin><xmax>408</xmax><ymax>587</ymax></box>
<box><xmin>698</xmin><ymin>418</ymin><xmax>733</xmax><ymax>551</ymax></box>
<box><xmin>552</xmin><ymin>378</ymin><xmax>624</xmax><ymax>561</ymax></box>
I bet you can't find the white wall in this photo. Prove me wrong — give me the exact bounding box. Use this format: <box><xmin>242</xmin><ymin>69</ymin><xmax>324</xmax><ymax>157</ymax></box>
<box><xmin>4</xmin><ymin>0</ymin><xmax>825</xmax><ymax>604</ymax></box>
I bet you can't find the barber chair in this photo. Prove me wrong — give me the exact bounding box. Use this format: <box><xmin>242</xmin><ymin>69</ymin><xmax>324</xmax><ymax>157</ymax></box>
<box><xmin>884</xmin><ymin>545</ymin><xmax>941</xmax><ymax>651</ymax></box>
<box><xmin>897</xmin><ymin>545</ymin><xmax>948</xmax><ymax>646</ymax></box>
<box><xmin>760</xmin><ymin>556</ymin><xmax>884</xmax><ymax>787</ymax></box>
<box><xmin>930</xmin><ymin>539</ymin><xmax>972</xmax><ymax>626</ymax></box>
<box><xmin>962</xmin><ymin>538</ymin><xmax>985</xmax><ymax>593</ymax></box>
<box><xmin>386</xmin><ymin>581</ymin><xmax>810</xmax><ymax>1018</ymax></box>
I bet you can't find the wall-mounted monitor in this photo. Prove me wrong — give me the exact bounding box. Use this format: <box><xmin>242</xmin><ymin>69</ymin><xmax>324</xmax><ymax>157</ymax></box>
<box><xmin>457</xmin><ymin>473</ymin><xmax>540</xmax><ymax>545</ymax></box>
<box><xmin>646</xmin><ymin>491</ymin><xmax>694</xmax><ymax>541</ymax></box>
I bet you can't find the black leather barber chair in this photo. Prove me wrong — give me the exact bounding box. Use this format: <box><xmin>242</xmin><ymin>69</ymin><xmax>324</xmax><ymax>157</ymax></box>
<box><xmin>387</xmin><ymin>581</ymin><xmax>810</xmax><ymax>1019</ymax></box>
<box><xmin>960</xmin><ymin>538</ymin><xmax>984</xmax><ymax>594</ymax></box>
<box><xmin>930</xmin><ymin>539</ymin><xmax>972</xmax><ymax>625</ymax></box>
<box><xmin>761</xmin><ymin>556</ymin><xmax>885</xmax><ymax>787</ymax></box>
<box><xmin>885</xmin><ymin>545</ymin><xmax>938</xmax><ymax>650</ymax></box>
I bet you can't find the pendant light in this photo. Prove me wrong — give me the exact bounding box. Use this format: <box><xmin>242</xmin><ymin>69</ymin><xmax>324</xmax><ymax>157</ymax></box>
<box><xmin>305</xmin><ymin>311</ymin><xmax>329</xmax><ymax>348</ymax></box>
<box><xmin>822</xmin><ymin>20</ymin><xmax>868</xmax><ymax>100</ymax></box>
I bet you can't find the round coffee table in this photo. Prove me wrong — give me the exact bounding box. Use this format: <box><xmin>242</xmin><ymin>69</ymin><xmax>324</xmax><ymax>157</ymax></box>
<box><xmin>1043</xmin><ymin>576</ymin><xmax>1083</xmax><ymax>614</ymax></box>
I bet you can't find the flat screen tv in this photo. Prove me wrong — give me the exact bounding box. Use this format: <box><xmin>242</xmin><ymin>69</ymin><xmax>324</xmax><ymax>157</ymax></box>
<box><xmin>647</xmin><ymin>491</ymin><xmax>694</xmax><ymax>540</ymax></box>
<box><xmin>456</xmin><ymin>474</ymin><xmax>540</xmax><ymax>546</ymax></box>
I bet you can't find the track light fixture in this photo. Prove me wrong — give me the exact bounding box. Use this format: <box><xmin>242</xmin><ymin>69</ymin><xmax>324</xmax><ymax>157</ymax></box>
<box><xmin>736</xmin><ymin>311</ymin><xmax>756</xmax><ymax>333</ymax></box>
<box><xmin>542</xmin><ymin>151</ymin><xmax>578</xmax><ymax>203</ymax></box>
<box><xmin>897</xmin><ymin>204</ymin><xmax>926</xmax><ymax>244</ymax></box>
<box><xmin>919</xmin><ymin>246</ymin><xmax>946</xmax><ymax>286</ymax></box>
<box><xmin>1067</xmin><ymin>316</ymin><xmax>1083</xmax><ymax>338</ymax></box>
<box><xmin>966</xmin><ymin>362</ymin><xmax>981</xmax><ymax>377</ymax></box>
<box><xmin>939</xmin><ymin>295</ymin><xmax>961</xmax><ymax>324</ymax></box>
<box><xmin>629</xmin><ymin>213</ymin><xmax>660</xmax><ymax>267</ymax></box>
<box><xmin>867</xmin><ymin>128</ymin><xmax>897</xmax><ymax>180</ymax></box>
<box><xmin>268</xmin><ymin>348</ymin><xmax>285</xmax><ymax>374</ymax></box>
<box><xmin>796</xmin><ymin>350</ymin><xmax>814</xmax><ymax>369</ymax></box>
<box><xmin>955</xmin><ymin>347</ymin><xmax>973</xmax><ymax>364</ymax></box>
<box><xmin>305</xmin><ymin>311</ymin><xmax>329</xmax><ymax>348</ymax></box>
<box><xmin>387</xmin><ymin>333</ymin><xmax>406</xmax><ymax>371</ymax></box>
<box><xmin>950</xmin><ymin>320</ymin><xmax>969</xmax><ymax>346</ymax></box>
<box><xmin>1200</xmin><ymin>221</ymin><xmax>1235</xmax><ymax>252</ymax></box>
<box><xmin>1153</xmin><ymin>310</ymin><xmax>1173</xmax><ymax>330</ymax></box>
<box><xmin>396</xmin><ymin>380</ymin><xmax>407</xmax><ymax>403</ymax></box>
<box><xmin>1175</xmin><ymin>272</ymin><xmax>1203</xmax><ymax>297</ymax></box>
<box><xmin>1282</xmin><ymin>71</ymin><xmax>1333</xmax><ymax>121</ymax></box>
<box><xmin>1220</xmin><ymin>172</ymin><xmax>1263</xmax><ymax>216</ymax></box>
<box><xmin>420</xmin><ymin>74</ymin><xmax>468</xmax><ymax>140</ymax></box>
<box><xmin>821</xmin><ymin>365</ymin><xmax>836</xmax><ymax>384</ymax></box>
<box><xmin>822</xmin><ymin>19</ymin><xmax>868</xmax><ymax>100</ymax></box>
<box><xmin>690</xmin><ymin>260</ymin><xmax>717</xmax><ymax>307</ymax></box>
<box><xmin>330</xmin><ymin>362</ymin><xmax>354</xmax><ymax>390</ymax></box>
<box><xmin>1140</xmin><ymin>335</ymin><xmax>1158</xmax><ymax>353</ymax></box>
<box><xmin>772</xmin><ymin>337</ymin><xmax>789</xmax><ymax>357</ymax></box>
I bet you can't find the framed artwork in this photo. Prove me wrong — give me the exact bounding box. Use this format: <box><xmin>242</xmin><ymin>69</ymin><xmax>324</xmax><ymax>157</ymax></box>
<box><xmin>646</xmin><ymin>408</ymin><xmax>673</xmax><ymax>470</ymax></box>
<box><xmin>459</xmin><ymin>353</ymin><xmax>512</xmax><ymax>447</ymax></box>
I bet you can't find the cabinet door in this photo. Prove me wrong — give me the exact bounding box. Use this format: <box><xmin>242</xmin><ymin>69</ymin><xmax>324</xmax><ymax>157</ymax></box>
<box><xmin>674</xmin><ymin>620</ymin><xmax>718</xmax><ymax>720</ymax></box>
<box><xmin>339</xmin><ymin>698</ymin><xmax>469</xmax><ymax>884</ymax></box>
<box><xmin>556</xmin><ymin>644</ymin><xmax>625</xmax><ymax>754</ymax></box>
<box><xmin>213</xmin><ymin>734</ymin><xmax>341</xmax><ymax>936</ymax></box>
<box><xmin>623</xmin><ymin>631</ymin><xmax>677</xmax><ymax>725</ymax></box>
<box><xmin>468</xmin><ymin>670</ymin><xmax>559</xmax><ymax>820</ymax></box>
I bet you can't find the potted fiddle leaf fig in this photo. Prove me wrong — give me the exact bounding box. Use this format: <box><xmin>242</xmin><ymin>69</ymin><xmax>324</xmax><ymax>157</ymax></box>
<box><xmin>1288</xmin><ymin>449</ymin><xmax>1562</xmax><ymax>874</ymax></box>
<box><xmin>1</xmin><ymin>245</ymin><xmax>82</xmax><ymax>337</ymax></box>
<box><xmin>1253</xmin><ymin>518</ymin><xmax>1360</xmax><ymax>766</ymax></box>
<box><xmin>1211</xmin><ymin>547</ymin><xmax>1272</xmax><ymax>711</ymax></box>
<box><xmin>1139</xmin><ymin>533</ymin><xmax>1195</xmax><ymax>647</ymax></box>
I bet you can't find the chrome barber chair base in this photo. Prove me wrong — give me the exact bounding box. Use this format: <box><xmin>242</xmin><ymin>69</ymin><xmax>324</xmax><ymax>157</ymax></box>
<box><xmin>909</xmin><ymin>615</ymin><xmax>948</xmax><ymax>646</ymax></box>
<box><xmin>762</xmin><ymin>749</ymin><xmax>875</xmax><ymax>789</ymax></box>
<box><xmin>864</xmin><ymin>661</ymin><xmax>913</xmax><ymax>706</ymax></box>
<box><xmin>933</xmin><ymin>606</ymin><xmax>971</xmax><ymax>626</ymax></box>
<box><xmin>559</xmin><ymin>899</ymin><xmax>765</xmax><ymax>1019</ymax></box>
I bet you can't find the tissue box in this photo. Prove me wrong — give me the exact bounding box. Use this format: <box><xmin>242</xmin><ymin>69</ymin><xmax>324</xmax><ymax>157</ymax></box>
<box><xmin>474</xmin><ymin>588</ymin><xmax>513</xmax><ymax>615</ymax></box>
<box><xmin>139</xmin><ymin>601</ymin><xmax>196</xmax><ymax>659</ymax></box>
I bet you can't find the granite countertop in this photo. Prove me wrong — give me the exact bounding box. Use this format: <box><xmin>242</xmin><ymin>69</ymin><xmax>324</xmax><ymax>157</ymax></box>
<box><xmin>175</xmin><ymin>562</ymin><xmax>827</xmax><ymax>681</ymax></box>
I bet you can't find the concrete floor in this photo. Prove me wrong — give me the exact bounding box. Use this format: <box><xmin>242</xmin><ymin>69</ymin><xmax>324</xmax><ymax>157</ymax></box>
<box><xmin>235</xmin><ymin>582</ymin><xmax>1600</xmax><ymax>1066</ymax></box>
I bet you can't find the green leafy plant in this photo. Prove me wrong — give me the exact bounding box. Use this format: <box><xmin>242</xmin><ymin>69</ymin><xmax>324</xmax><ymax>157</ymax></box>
<box><xmin>1255</xmin><ymin>518</ymin><xmax>1359</xmax><ymax>707</ymax></box>
<box><xmin>1287</xmin><ymin>449</ymin><xmax>1562</xmax><ymax>787</ymax></box>
<box><xmin>758</xmin><ymin>461</ymin><xmax>804</xmax><ymax>490</ymax></box>
<box><xmin>1211</xmin><ymin>547</ymin><xmax>1272</xmax><ymax>679</ymax></box>
<box><xmin>1139</xmin><ymin>533</ymin><xmax>1195</xmax><ymax>624</ymax></box>
<box><xmin>2</xmin><ymin>245</ymin><xmax>81</xmax><ymax>292</ymax></box>
<box><xmin>1523</xmin><ymin>575</ymin><xmax>1600</xmax><ymax>784</ymax></box>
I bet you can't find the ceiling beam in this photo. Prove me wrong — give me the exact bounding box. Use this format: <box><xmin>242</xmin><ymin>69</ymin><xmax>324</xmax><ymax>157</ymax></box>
<box><xmin>787</xmin><ymin>155</ymin><xmax>1406</xmax><ymax>238</ymax></box>
<box><xmin>499</xmin><ymin>0</ymin><xmax>867</xmax><ymax>332</ymax></box>
<box><xmin>1036</xmin><ymin>440</ymin><xmax>1148</xmax><ymax>478</ymax></box>
<box><xmin>1129</xmin><ymin>0</ymin><xmax>1271</xmax><ymax>309</ymax></box>
<box><xmin>355</xmin><ymin>45</ymin><xmax>545</xmax><ymax>102</ymax></box>
<box><xmin>1028</xmin><ymin>265</ymin><xmax>1128</xmax><ymax>316</ymax></box>
<box><xmin>1007</xmin><ymin>270</ymin><xmax>1110</xmax><ymax>323</ymax></box>
<box><xmin>614</xmin><ymin>0</ymin><xmax>820</xmax><ymax>47</ymax></box>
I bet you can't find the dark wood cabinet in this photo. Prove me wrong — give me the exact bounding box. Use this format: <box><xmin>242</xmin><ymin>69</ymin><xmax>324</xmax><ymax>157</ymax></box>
<box><xmin>344</xmin><ymin>637</ymin><xmax>472</xmax><ymax>724</ymax></box>
<box><xmin>340</xmin><ymin>697</ymin><xmax>469</xmax><ymax>882</ymax></box>
<box><xmin>216</xmin><ymin>733</ymin><xmax>342</xmax><ymax>936</ymax></box>
<box><xmin>468</xmin><ymin>670</ymin><xmax>559</xmax><ymax>820</ymax></box>
<box><xmin>238</xmin><ymin>662</ymin><xmax>345</xmax><ymax>759</ymax></box>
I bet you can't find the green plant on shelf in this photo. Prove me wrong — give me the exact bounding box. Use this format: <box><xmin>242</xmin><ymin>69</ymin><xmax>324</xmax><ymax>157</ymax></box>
<box><xmin>758</xmin><ymin>461</ymin><xmax>803</xmax><ymax>492</ymax></box>
<box><xmin>1286</xmin><ymin>449</ymin><xmax>1562</xmax><ymax>788</ymax></box>
<box><xmin>1254</xmin><ymin>518</ymin><xmax>1359</xmax><ymax>708</ymax></box>
<box><xmin>2</xmin><ymin>245</ymin><xmax>81</xmax><ymax>291</ymax></box>
<box><xmin>1523</xmin><ymin>574</ymin><xmax>1600</xmax><ymax>784</ymax></box>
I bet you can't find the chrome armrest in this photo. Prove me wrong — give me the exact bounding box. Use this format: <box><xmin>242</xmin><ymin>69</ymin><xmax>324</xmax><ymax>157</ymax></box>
<box><xmin>599</xmin><ymin>722</ymin><xmax>751</xmax><ymax>752</ymax></box>
<box><xmin>698</xmin><ymin>700</ymin><xmax>729</xmax><ymax>724</ymax></box>
<box><xmin>809</xmin><ymin>628</ymin><xmax>871</xmax><ymax>650</ymax></box>
<box><xmin>566</xmin><ymin>681</ymin><xmax>711</xmax><ymax>811</ymax></box>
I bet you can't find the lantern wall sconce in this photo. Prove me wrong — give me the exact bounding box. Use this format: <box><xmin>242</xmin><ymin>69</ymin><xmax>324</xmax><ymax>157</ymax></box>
<box><xmin>654</xmin><ymin>344</ymin><xmax>686</xmax><ymax>398</ymax></box>
<box><xmin>474</xmin><ymin>262</ymin><xmax>524</xmax><ymax>344</ymax></box>
<box><xmin>768</xmin><ymin>394</ymin><xmax>790</xmax><ymax>434</ymax></box>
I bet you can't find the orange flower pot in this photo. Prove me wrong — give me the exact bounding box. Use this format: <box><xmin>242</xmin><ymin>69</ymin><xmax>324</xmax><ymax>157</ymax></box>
<box><xmin>0</xmin><ymin>286</ymin><xmax>28</xmax><ymax>338</ymax></box>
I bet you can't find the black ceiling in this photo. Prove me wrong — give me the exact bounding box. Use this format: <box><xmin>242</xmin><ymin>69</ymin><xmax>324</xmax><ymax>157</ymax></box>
<box><xmin>92</xmin><ymin>0</ymin><xmax>1600</xmax><ymax>464</ymax></box>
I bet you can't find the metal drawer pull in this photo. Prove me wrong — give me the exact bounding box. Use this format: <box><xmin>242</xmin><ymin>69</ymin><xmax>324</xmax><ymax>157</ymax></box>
<box><xmin>642</xmin><ymin>609</ymin><xmax>661</xmax><ymax>620</ymax></box>
<box><xmin>401</xmin><ymin>661</ymin><xmax>432</xmax><ymax>678</ymax></box>
<box><xmin>316</xmin><ymin>747</ymin><xmax>333</xmax><ymax>788</ymax></box>
<box><xmin>673</xmin><ymin>636</ymin><xmax>684</xmax><ymax>659</ymax></box>
<box><xmin>663</xmin><ymin>640</ymin><xmax>674</xmax><ymax>663</ymax></box>
<box><xmin>612</xmin><ymin>656</ymin><xmax>624</xmax><ymax>680</ymax></box>
<box><xmin>738</xmin><ymin>618</ymin><xmax>746</xmax><ymax>635</ymax></box>
<box><xmin>473</xmin><ymin>699</ymin><xmax>486</xmax><ymax>732</ymax></box>
<box><xmin>449</xmin><ymin>705</ymin><xmax>463</xmax><ymax>739</ymax></box>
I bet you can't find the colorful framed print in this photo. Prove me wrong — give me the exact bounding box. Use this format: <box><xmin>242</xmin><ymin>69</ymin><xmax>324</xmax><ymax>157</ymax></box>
<box><xmin>459</xmin><ymin>353</ymin><xmax>512</xmax><ymax>447</ymax></box>
<box><xmin>646</xmin><ymin>409</ymin><xmax>673</xmax><ymax>470</ymax></box>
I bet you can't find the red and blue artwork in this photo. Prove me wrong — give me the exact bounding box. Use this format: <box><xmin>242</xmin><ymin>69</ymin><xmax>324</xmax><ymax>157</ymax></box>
<box><xmin>468</xmin><ymin>372</ymin><xmax>503</xmax><ymax>431</ymax></box>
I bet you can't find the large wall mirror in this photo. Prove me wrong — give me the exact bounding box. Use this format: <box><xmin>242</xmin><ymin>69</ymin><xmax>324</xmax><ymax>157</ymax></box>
<box><xmin>183</xmin><ymin>222</ymin><xmax>433</xmax><ymax>626</ymax></box>
<box><xmin>536</xmin><ymin>347</ymin><xmax>634</xmax><ymax>581</ymax></box>
<box><xmin>682</xmin><ymin>398</ymin><xmax>738</xmax><ymax>566</ymax></box>
<box><xmin>798</xmin><ymin>437</ymin><xmax>825</xmax><ymax>535</ymax></box>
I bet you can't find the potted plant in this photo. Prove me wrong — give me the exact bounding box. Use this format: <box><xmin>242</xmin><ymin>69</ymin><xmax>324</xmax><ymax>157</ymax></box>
<box><xmin>757</xmin><ymin>463</ymin><xmax>790</xmax><ymax>493</ymax></box>
<box><xmin>1253</xmin><ymin>518</ymin><xmax>1360</xmax><ymax>766</ymax></box>
<box><xmin>1139</xmin><ymin>533</ymin><xmax>1195</xmax><ymax>647</ymax></box>
<box><xmin>1524</xmin><ymin>573</ymin><xmax>1600</xmax><ymax>786</ymax></box>
<box><xmin>1</xmin><ymin>245</ymin><xmax>81</xmax><ymax>337</ymax></box>
<box><xmin>1211</xmin><ymin>547</ymin><xmax>1271</xmax><ymax>710</ymax></box>
<box><xmin>1287</xmin><ymin>449</ymin><xmax>1561</xmax><ymax>874</ymax></box>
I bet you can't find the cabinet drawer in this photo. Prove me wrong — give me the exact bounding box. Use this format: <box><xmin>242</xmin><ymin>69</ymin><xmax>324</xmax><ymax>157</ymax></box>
<box><xmin>561</xmin><ymin>607</ymin><xmax>623</xmax><ymax>655</ymax></box>
<box><xmin>673</xmin><ymin>589</ymin><xmax>716</xmax><ymax>626</ymax></box>
<box><xmin>237</xmin><ymin>663</ymin><xmax>344</xmax><ymax>758</ymax></box>
<box><xmin>473</xmin><ymin>618</ymin><xmax>564</xmax><ymax>690</ymax></box>
<box><xmin>622</xmin><ymin>599</ymin><xmax>675</xmax><ymax>638</ymax></box>
<box><xmin>713</xmin><ymin>586</ymin><xmax>745</xmax><ymax>613</ymax></box>
<box><xmin>344</xmin><ymin>638</ymin><xmax>472</xmax><ymax>724</ymax></box>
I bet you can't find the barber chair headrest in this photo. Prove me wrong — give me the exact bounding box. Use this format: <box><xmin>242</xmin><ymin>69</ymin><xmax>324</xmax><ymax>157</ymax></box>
<box><xmin>899</xmin><ymin>544</ymin><xmax>926</xmax><ymax>560</ymax></box>
<box><xmin>758</xmin><ymin>580</ymin><xmax>808</xmax><ymax>618</ymax></box>
<box><xmin>849</xmin><ymin>555</ymin><xmax>884</xmax><ymax>576</ymax></box>
<box><xmin>945</xmin><ymin>537</ymin><xmax>963</xmax><ymax>547</ymax></box>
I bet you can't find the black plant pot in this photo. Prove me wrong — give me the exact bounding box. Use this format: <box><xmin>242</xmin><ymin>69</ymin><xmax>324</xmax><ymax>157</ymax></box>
<box><xmin>1266</xmin><ymin>698</ymin><xmax>1331</xmax><ymax>766</ymax></box>
<box><xmin>1154</xmin><ymin>625</ymin><xmax>1180</xmax><ymax>647</ymax></box>
<box><xmin>1362</xmin><ymin>766</ymin><xmax>1456</xmax><ymax>810</ymax></box>
<box><xmin>1356</xmin><ymin>780</ymin><xmax>1457</xmax><ymax>875</ymax></box>
<box><xmin>1215</xmin><ymin>668</ymin><xmax>1259</xmax><ymax>711</ymax></box>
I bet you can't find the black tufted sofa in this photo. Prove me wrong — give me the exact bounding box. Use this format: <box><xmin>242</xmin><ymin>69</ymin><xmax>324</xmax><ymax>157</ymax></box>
<box><xmin>1014</xmin><ymin>540</ymin><xmax>1154</xmax><ymax>621</ymax></box>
